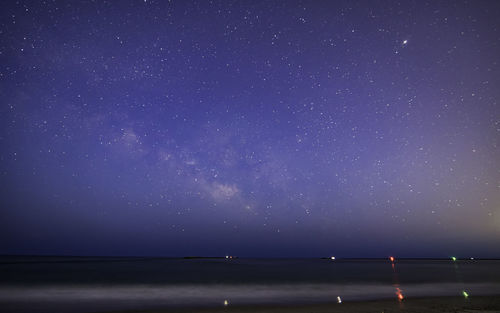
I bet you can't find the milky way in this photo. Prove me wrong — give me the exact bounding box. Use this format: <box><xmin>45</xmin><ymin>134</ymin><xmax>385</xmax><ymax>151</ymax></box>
<box><xmin>1</xmin><ymin>0</ymin><xmax>499</xmax><ymax>257</ymax></box>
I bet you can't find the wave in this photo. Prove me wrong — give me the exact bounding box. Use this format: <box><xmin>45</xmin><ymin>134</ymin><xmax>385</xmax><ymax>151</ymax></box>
<box><xmin>2</xmin><ymin>282</ymin><xmax>500</xmax><ymax>304</ymax></box>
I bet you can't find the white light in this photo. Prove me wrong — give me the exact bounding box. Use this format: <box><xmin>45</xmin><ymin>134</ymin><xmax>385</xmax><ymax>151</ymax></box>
<box><xmin>337</xmin><ymin>296</ymin><xmax>342</xmax><ymax>303</ymax></box>
<box><xmin>403</xmin><ymin>39</ymin><xmax>408</xmax><ymax>45</ymax></box>
<box><xmin>331</xmin><ymin>256</ymin><xmax>336</xmax><ymax>260</ymax></box>
<box><xmin>224</xmin><ymin>300</ymin><xmax>229</xmax><ymax>306</ymax></box>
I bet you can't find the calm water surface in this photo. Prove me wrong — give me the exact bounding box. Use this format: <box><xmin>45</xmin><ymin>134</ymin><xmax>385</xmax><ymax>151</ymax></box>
<box><xmin>1</xmin><ymin>257</ymin><xmax>500</xmax><ymax>313</ymax></box>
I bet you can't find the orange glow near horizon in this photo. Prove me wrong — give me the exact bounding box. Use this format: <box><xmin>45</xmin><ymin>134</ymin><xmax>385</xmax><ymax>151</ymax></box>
<box><xmin>390</xmin><ymin>256</ymin><xmax>395</xmax><ymax>262</ymax></box>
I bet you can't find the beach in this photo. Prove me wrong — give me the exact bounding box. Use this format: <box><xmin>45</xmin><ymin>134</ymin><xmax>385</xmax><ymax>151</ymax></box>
<box><xmin>2</xmin><ymin>295</ymin><xmax>500</xmax><ymax>313</ymax></box>
<box><xmin>106</xmin><ymin>296</ymin><xmax>500</xmax><ymax>313</ymax></box>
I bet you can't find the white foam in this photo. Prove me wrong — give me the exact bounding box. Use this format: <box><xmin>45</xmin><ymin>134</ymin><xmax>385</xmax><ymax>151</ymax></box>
<box><xmin>1</xmin><ymin>282</ymin><xmax>500</xmax><ymax>304</ymax></box>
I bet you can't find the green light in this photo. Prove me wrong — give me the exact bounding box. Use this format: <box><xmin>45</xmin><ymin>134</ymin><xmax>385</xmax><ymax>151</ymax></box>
<box><xmin>462</xmin><ymin>291</ymin><xmax>469</xmax><ymax>298</ymax></box>
<box><xmin>451</xmin><ymin>257</ymin><xmax>457</xmax><ymax>261</ymax></box>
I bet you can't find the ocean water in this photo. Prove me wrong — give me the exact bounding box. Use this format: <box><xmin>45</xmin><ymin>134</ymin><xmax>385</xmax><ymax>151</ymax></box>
<box><xmin>1</xmin><ymin>257</ymin><xmax>500</xmax><ymax>313</ymax></box>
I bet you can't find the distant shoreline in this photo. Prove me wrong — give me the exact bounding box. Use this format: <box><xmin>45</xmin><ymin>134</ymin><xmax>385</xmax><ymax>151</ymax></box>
<box><xmin>2</xmin><ymin>254</ymin><xmax>500</xmax><ymax>261</ymax></box>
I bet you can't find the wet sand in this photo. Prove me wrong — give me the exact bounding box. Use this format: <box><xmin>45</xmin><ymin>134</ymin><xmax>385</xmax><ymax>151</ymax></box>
<box><xmin>105</xmin><ymin>296</ymin><xmax>500</xmax><ymax>313</ymax></box>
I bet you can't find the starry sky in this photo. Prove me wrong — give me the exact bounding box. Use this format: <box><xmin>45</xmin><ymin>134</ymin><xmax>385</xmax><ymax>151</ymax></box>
<box><xmin>1</xmin><ymin>0</ymin><xmax>499</xmax><ymax>258</ymax></box>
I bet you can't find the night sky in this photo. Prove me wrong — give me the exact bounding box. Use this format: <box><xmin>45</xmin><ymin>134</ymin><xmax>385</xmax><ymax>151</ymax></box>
<box><xmin>1</xmin><ymin>0</ymin><xmax>499</xmax><ymax>258</ymax></box>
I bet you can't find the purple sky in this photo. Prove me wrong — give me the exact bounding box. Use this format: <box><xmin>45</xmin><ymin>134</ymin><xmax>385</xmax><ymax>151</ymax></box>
<box><xmin>1</xmin><ymin>0</ymin><xmax>499</xmax><ymax>257</ymax></box>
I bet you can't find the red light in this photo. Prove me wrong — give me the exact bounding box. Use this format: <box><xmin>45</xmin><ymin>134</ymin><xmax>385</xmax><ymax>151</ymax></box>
<box><xmin>395</xmin><ymin>287</ymin><xmax>404</xmax><ymax>301</ymax></box>
<box><xmin>390</xmin><ymin>256</ymin><xmax>395</xmax><ymax>262</ymax></box>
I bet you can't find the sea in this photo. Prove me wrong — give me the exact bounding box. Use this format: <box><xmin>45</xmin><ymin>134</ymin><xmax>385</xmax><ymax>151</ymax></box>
<box><xmin>1</xmin><ymin>256</ymin><xmax>500</xmax><ymax>313</ymax></box>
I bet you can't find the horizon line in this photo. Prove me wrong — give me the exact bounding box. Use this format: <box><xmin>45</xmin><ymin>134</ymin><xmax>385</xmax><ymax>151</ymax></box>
<box><xmin>1</xmin><ymin>254</ymin><xmax>499</xmax><ymax>260</ymax></box>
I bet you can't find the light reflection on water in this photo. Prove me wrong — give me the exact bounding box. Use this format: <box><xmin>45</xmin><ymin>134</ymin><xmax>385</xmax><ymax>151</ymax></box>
<box><xmin>1</xmin><ymin>258</ymin><xmax>500</xmax><ymax>312</ymax></box>
<box><xmin>2</xmin><ymin>283</ymin><xmax>497</xmax><ymax>313</ymax></box>
<box><xmin>1</xmin><ymin>282</ymin><xmax>500</xmax><ymax>303</ymax></box>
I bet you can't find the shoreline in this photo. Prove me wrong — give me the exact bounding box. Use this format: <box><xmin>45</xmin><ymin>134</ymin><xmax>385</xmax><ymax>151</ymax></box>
<box><xmin>106</xmin><ymin>296</ymin><xmax>500</xmax><ymax>313</ymax></box>
<box><xmin>1</xmin><ymin>295</ymin><xmax>499</xmax><ymax>313</ymax></box>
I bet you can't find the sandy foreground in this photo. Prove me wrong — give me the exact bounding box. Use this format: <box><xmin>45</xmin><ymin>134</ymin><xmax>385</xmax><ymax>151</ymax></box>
<box><xmin>103</xmin><ymin>296</ymin><xmax>500</xmax><ymax>313</ymax></box>
<box><xmin>1</xmin><ymin>296</ymin><xmax>499</xmax><ymax>313</ymax></box>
